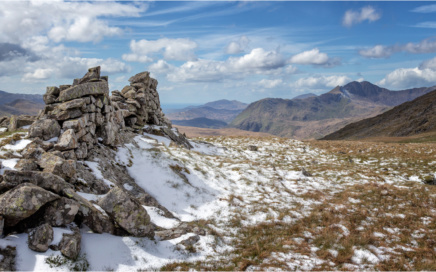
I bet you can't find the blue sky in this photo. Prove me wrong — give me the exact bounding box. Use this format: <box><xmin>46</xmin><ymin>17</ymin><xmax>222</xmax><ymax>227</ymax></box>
<box><xmin>1</xmin><ymin>1</ymin><xmax>436</xmax><ymax>104</ymax></box>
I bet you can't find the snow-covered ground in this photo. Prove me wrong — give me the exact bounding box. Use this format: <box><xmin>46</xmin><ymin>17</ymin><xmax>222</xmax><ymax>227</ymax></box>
<box><xmin>0</xmin><ymin>131</ymin><xmax>435</xmax><ymax>271</ymax></box>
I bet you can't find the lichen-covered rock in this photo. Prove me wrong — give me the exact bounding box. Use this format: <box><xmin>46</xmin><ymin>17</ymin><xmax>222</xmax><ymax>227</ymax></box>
<box><xmin>0</xmin><ymin>246</ymin><xmax>16</xmax><ymax>271</ymax></box>
<box><xmin>21</xmin><ymin>143</ymin><xmax>46</xmax><ymax>160</ymax></box>
<box><xmin>58</xmin><ymin>81</ymin><xmax>109</xmax><ymax>102</ymax></box>
<box><xmin>78</xmin><ymin>66</ymin><xmax>100</xmax><ymax>85</ymax></box>
<box><xmin>128</xmin><ymin>71</ymin><xmax>150</xmax><ymax>84</ymax></box>
<box><xmin>97</xmin><ymin>187</ymin><xmax>153</xmax><ymax>237</ymax></box>
<box><xmin>7</xmin><ymin>115</ymin><xmax>18</xmax><ymax>132</ymax></box>
<box><xmin>0</xmin><ymin>183</ymin><xmax>59</xmax><ymax>227</ymax></box>
<box><xmin>63</xmin><ymin>188</ymin><xmax>114</xmax><ymax>234</ymax></box>
<box><xmin>57</xmin><ymin>98</ymin><xmax>86</xmax><ymax>111</ymax></box>
<box><xmin>28</xmin><ymin>223</ymin><xmax>53</xmax><ymax>252</ymax></box>
<box><xmin>54</xmin><ymin>129</ymin><xmax>78</xmax><ymax>151</ymax></box>
<box><xmin>59</xmin><ymin>227</ymin><xmax>81</xmax><ymax>260</ymax></box>
<box><xmin>28</xmin><ymin>119</ymin><xmax>61</xmax><ymax>141</ymax></box>
<box><xmin>2</xmin><ymin>170</ymin><xmax>73</xmax><ymax>194</ymax></box>
<box><xmin>14</xmin><ymin>159</ymin><xmax>39</xmax><ymax>171</ymax></box>
<box><xmin>38</xmin><ymin>153</ymin><xmax>76</xmax><ymax>181</ymax></box>
<box><xmin>42</xmin><ymin>197</ymin><xmax>79</xmax><ymax>227</ymax></box>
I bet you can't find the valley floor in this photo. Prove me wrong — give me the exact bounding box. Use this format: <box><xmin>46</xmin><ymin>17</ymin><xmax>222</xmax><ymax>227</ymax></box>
<box><xmin>0</xmin><ymin>129</ymin><xmax>435</xmax><ymax>271</ymax></box>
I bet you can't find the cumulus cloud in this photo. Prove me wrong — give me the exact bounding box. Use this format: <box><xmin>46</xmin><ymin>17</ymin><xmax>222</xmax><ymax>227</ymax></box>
<box><xmin>0</xmin><ymin>1</ymin><xmax>146</xmax><ymax>44</ymax></box>
<box><xmin>225</xmin><ymin>35</ymin><xmax>250</xmax><ymax>54</ymax></box>
<box><xmin>156</xmin><ymin>48</ymin><xmax>286</xmax><ymax>83</ymax></box>
<box><xmin>291</xmin><ymin>75</ymin><xmax>352</xmax><ymax>90</ymax></box>
<box><xmin>0</xmin><ymin>43</ymin><xmax>38</xmax><ymax>62</ymax></box>
<box><xmin>342</xmin><ymin>6</ymin><xmax>381</xmax><ymax>27</ymax></box>
<box><xmin>258</xmin><ymin>79</ymin><xmax>283</xmax><ymax>89</ymax></box>
<box><xmin>378</xmin><ymin>57</ymin><xmax>436</xmax><ymax>89</ymax></box>
<box><xmin>289</xmin><ymin>48</ymin><xmax>340</xmax><ymax>68</ymax></box>
<box><xmin>122</xmin><ymin>38</ymin><xmax>197</xmax><ymax>63</ymax></box>
<box><xmin>22</xmin><ymin>68</ymin><xmax>54</xmax><ymax>82</ymax></box>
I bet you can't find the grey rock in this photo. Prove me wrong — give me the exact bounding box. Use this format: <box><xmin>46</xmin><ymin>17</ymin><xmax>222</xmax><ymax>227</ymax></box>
<box><xmin>0</xmin><ymin>183</ymin><xmax>59</xmax><ymax>227</ymax></box>
<box><xmin>248</xmin><ymin>145</ymin><xmax>258</xmax><ymax>151</ymax></box>
<box><xmin>78</xmin><ymin>66</ymin><xmax>100</xmax><ymax>85</ymax></box>
<box><xmin>59</xmin><ymin>227</ymin><xmax>81</xmax><ymax>260</ymax></box>
<box><xmin>63</xmin><ymin>188</ymin><xmax>114</xmax><ymax>234</ymax></box>
<box><xmin>29</xmin><ymin>119</ymin><xmax>61</xmax><ymax>141</ymax></box>
<box><xmin>58</xmin><ymin>81</ymin><xmax>109</xmax><ymax>102</ymax></box>
<box><xmin>38</xmin><ymin>153</ymin><xmax>76</xmax><ymax>181</ymax></box>
<box><xmin>54</xmin><ymin>129</ymin><xmax>78</xmax><ymax>151</ymax></box>
<box><xmin>0</xmin><ymin>246</ymin><xmax>16</xmax><ymax>271</ymax></box>
<box><xmin>97</xmin><ymin>187</ymin><xmax>153</xmax><ymax>237</ymax></box>
<box><xmin>2</xmin><ymin>170</ymin><xmax>74</xmax><ymax>194</ymax></box>
<box><xmin>75</xmin><ymin>142</ymin><xmax>88</xmax><ymax>160</ymax></box>
<box><xmin>42</xmin><ymin>197</ymin><xmax>80</xmax><ymax>227</ymax></box>
<box><xmin>128</xmin><ymin>71</ymin><xmax>150</xmax><ymax>84</ymax></box>
<box><xmin>28</xmin><ymin>223</ymin><xmax>53</xmax><ymax>252</ymax></box>
<box><xmin>43</xmin><ymin>94</ymin><xmax>57</xmax><ymax>105</ymax></box>
<box><xmin>57</xmin><ymin>98</ymin><xmax>86</xmax><ymax>111</ymax></box>
<box><xmin>14</xmin><ymin>159</ymin><xmax>39</xmax><ymax>171</ymax></box>
<box><xmin>7</xmin><ymin>115</ymin><xmax>17</xmax><ymax>131</ymax></box>
<box><xmin>46</xmin><ymin>86</ymin><xmax>60</xmax><ymax>97</ymax></box>
<box><xmin>21</xmin><ymin>144</ymin><xmax>46</xmax><ymax>160</ymax></box>
<box><xmin>179</xmin><ymin>235</ymin><xmax>200</xmax><ymax>247</ymax></box>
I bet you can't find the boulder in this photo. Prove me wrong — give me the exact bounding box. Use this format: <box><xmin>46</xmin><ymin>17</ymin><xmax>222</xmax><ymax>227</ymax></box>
<box><xmin>43</xmin><ymin>94</ymin><xmax>57</xmax><ymax>104</ymax></box>
<box><xmin>14</xmin><ymin>159</ymin><xmax>39</xmax><ymax>171</ymax></box>
<box><xmin>28</xmin><ymin>223</ymin><xmax>53</xmax><ymax>252</ymax></box>
<box><xmin>59</xmin><ymin>227</ymin><xmax>81</xmax><ymax>260</ymax></box>
<box><xmin>42</xmin><ymin>197</ymin><xmax>80</xmax><ymax>227</ymax></box>
<box><xmin>2</xmin><ymin>170</ymin><xmax>74</xmax><ymax>194</ymax></box>
<box><xmin>38</xmin><ymin>153</ymin><xmax>76</xmax><ymax>181</ymax></box>
<box><xmin>78</xmin><ymin>66</ymin><xmax>100</xmax><ymax>85</ymax></box>
<box><xmin>28</xmin><ymin>119</ymin><xmax>61</xmax><ymax>141</ymax></box>
<box><xmin>63</xmin><ymin>188</ymin><xmax>114</xmax><ymax>234</ymax></box>
<box><xmin>97</xmin><ymin>187</ymin><xmax>153</xmax><ymax>237</ymax></box>
<box><xmin>57</xmin><ymin>98</ymin><xmax>86</xmax><ymax>111</ymax></box>
<box><xmin>54</xmin><ymin>129</ymin><xmax>78</xmax><ymax>151</ymax></box>
<box><xmin>0</xmin><ymin>183</ymin><xmax>59</xmax><ymax>227</ymax></box>
<box><xmin>21</xmin><ymin>145</ymin><xmax>46</xmax><ymax>160</ymax></box>
<box><xmin>123</xmin><ymin>90</ymin><xmax>136</xmax><ymax>100</ymax></box>
<box><xmin>128</xmin><ymin>71</ymin><xmax>150</xmax><ymax>84</ymax></box>
<box><xmin>58</xmin><ymin>81</ymin><xmax>109</xmax><ymax>102</ymax></box>
<box><xmin>46</xmin><ymin>86</ymin><xmax>60</xmax><ymax>96</ymax></box>
<box><xmin>7</xmin><ymin>115</ymin><xmax>18</xmax><ymax>131</ymax></box>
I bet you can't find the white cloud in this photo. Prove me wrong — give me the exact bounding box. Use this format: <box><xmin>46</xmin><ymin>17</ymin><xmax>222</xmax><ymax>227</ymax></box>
<box><xmin>164</xmin><ymin>48</ymin><xmax>286</xmax><ymax>82</ymax></box>
<box><xmin>342</xmin><ymin>6</ymin><xmax>381</xmax><ymax>27</ymax></box>
<box><xmin>289</xmin><ymin>48</ymin><xmax>340</xmax><ymax>67</ymax></box>
<box><xmin>359</xmin><ymin>38</ymin><xmax>436</xmax><ymax>58</ymax></box>
<box><xmin>291</xmin><ymin>75</ymin><xmax>352</xmax><ymax>90</ymax></box>
<box><xmin>359</xmin><ymin>45</ymin><xmax>394</xmax><ymax>58</ymax></box>
<box><xmin>411</xmin><ymin>4</ymin><xmax>436</xmax><ymax>13</ymax></box>
<box><xmin>378</xmin><ymin>68</ymin><xmax>436</xmax><ymax>89</ymax></box>
<box><xmin>149</xmin><ymin>60</ymin><xmax>176</xmax><ymax>75</ymax></box>
<box><xmin>378</xmin><ymin>57</ymin><xmax>436</xmax><ymax>89</ymax></box>
<box><xmin>0</xmin><ymin>1</ymin><xmax>146</xmax><ymax>44</ymax></box>
<box><xmin>258</xmin><ymin>79</ymin><xmax>282</xmax><ymax>89</ymax></box>
<box><xmin>225</xmin><ymin>35</ymin><xmax>250</xmax><ymax>54</ymax></box>
<box><xmin>22</xmin><ymin>68</ymin><xmax>54</xmax><ymax>82</ymax></box>
<box><xmin>122</xmin><ymin>38</ymin><xmax>197</xmax><ymax>63</ymax></box>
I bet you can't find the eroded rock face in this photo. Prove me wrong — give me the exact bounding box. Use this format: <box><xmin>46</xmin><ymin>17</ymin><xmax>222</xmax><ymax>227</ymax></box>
<box><xmin>0</xmin><ymin>183</ymin><xmax>59</xmax><ymax>227</ymax></box>
<box><xmin>28</xmin><ymin>119</ymin><xmax>61</xmax><ymax>141</ymax></box>
<box><xmin>59</xmin><ymin>227</ymin><xmax>81</xmax><ymax>260</ymax></box>
<box><xmin>28</xmin><ymin>223</ymin><xmax>53</xmax><ymax>252</ymax></box>
<box><xmin>98</xmin><ymin>187</ymin><xmax>153</xmax><ymax>237</ymax></box>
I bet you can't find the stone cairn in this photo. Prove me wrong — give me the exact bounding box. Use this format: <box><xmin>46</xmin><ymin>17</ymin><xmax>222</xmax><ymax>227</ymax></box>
<box><xmin>0</xmin><ymin>67</ymin><xmax>193</xmax><ymax>267</ymax></box>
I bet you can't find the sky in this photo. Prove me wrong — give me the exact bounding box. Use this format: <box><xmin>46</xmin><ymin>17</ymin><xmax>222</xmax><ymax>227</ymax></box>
<box><xmin>1</xmin><ymin>1</ymin><xmax>436</xmax><ymax>104</ymax></box>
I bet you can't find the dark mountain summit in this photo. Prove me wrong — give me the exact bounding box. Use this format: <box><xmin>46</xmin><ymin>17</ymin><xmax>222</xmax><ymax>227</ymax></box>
<box><xmin>230</xmin><ymin>81</ymin><xmax>435</xmax><ymax>139</ymax></box>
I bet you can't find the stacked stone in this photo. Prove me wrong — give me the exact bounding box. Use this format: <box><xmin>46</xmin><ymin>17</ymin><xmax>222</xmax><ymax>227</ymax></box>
<box><xmin>110</xmin><ymin>71</ymin><xmax>171</xmax><ymax>128</ymax></box>
<box><xmin>34</xmin><ymin>66</ymin><xmax>123</xmax><ymax>160</ymax></box>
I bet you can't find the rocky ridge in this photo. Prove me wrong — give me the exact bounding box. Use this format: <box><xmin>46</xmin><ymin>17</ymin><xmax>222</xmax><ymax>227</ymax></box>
<box><xmin>0</xmin><ymin>67</ymin><xmax>196</xmax><ymax>269</ymax></box>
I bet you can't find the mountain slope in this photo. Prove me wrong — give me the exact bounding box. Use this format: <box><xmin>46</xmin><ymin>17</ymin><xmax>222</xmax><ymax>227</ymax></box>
<box><xmin>166</xmin><ymin>99</ymin><xmax>248</xmax><ymax>124</ymax></box>
<box><xmin>230</xmin><ymin>81</ymin><xmax>434</xmax><ymax>139</ymax></box>
<box><xmin>172</xmin><ymin>117</ymin><xmax>228</xmax><ymax>129</ymax></box>
<box><xmin>0</xmin><ymin>99</ymin><xmax>44</xmax><ymax>116</ymax></box>
<box><xmin>0</xmin><ymin>90</ymin><xmax>43</xmax><ymax>105</ymax></box>
<box><xmin>321</xmin><ymin>88</ymin><xmax>436</xmax><ymax>140</ymax></box>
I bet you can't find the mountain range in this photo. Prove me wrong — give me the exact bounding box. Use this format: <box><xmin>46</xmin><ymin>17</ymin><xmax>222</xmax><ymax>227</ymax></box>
<box><xmin>230</xmin><ymin>81</ymin><xmax>435</xmax><ymax>139</ymax></box>
<box><xmin>0</xmin><ymin>90</ymin><xmax>44</xmax><ymax>116</ymax></box>
<box><xmin>166</xmin><ymin>99</ymin><xmax>248</xmax><ymax>127</ymax></box>
<box><xmin>322</xmin><ymin>88</ymin><xmax>436</xmax><ymax>140</ymax></box>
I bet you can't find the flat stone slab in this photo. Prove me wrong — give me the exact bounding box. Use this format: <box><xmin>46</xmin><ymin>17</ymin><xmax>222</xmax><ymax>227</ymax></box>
<box><xmin>58</xmin><ymin>81</ymin><xmax>109</xmax><ymax>102</ymax></box>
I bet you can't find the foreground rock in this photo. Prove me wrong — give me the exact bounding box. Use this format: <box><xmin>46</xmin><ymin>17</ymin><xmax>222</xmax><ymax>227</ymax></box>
<box><xmin>0</xmin><ymin>183</ymin><xmax>59</xmax><ymax>227</ymax></box>
<box><xmin>59</xmin><ymin>227</ymin><xmax>81</xmax><ymax>260</ymax></box>
<box><xmin>28</xmin><ymin>223</ymin><xmax>53</xmax><ymax>252</ymax></box>
<box><xmin>98</xmin><ymin>187</ymin><xmax>153</xmax><ymax>237</ymax></box>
